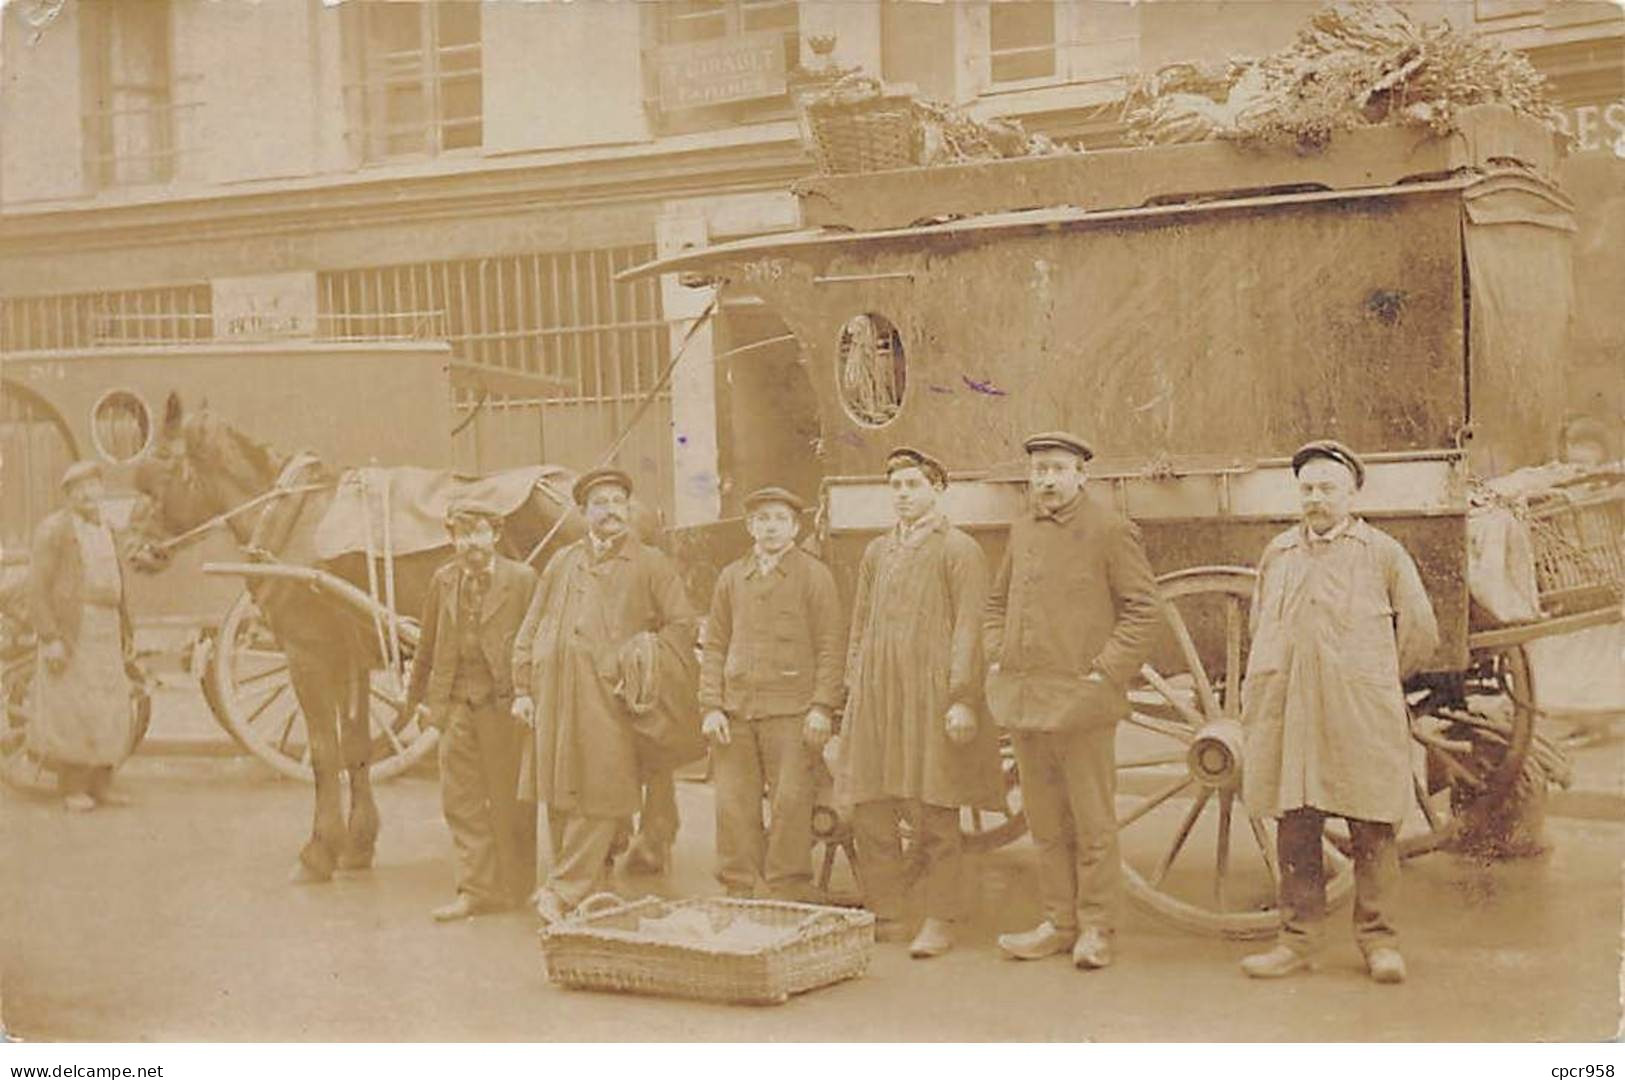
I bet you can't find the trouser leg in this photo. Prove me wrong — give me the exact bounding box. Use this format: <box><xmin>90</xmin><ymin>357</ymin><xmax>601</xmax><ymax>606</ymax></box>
<box><xmin>1277</xmin><ymin>807</ymin><xmax>1328</xmax><ymax>955</ymax></box>
<box><xmin>1060</xmin><ymin>725</ymin><xmax>1121</xmax><ymax>934</ymax></box>
<box><xmin>637</xmin><ymin>763</ymin><xmax>679</xmax><ymax>848</ymax></box>
<box><xmin>85</xmin><ymin>765</ymin><xmax>115</xmax><ymax>799</ymax></box>
<box><xmin>1348</xmin><ymin>817</ymin><xmax>1400</xmax><ymax>954</ymax></box>
<box><xmin>713</xmin><ymin>718</ymin><xmax>766</xmax><ymax>894</ymax></box>
<box><xmin>546</xmin><ymin>811</ymin><xmax>622</xmax><ymax>909</ymax></box>
<box><xmin>910</xmin><ymin>801</ymin><xmax>963</xmax><ymax>923</ymax></box>
<box><xmin>472</xmin><ymin>704</ymin><xmax>533</xmax><ymax>905</ymax></box>
<box><xmin>437</xmin><ymin>706</ymin><xmax>501</xmax><ymax>904</ymax></box>
<box><xmin>761</xmin><ymin>716</ymin><xmax>818</xmax><ymax>899</ymax></box>
<box><xmin>1011</xmin><ymin>731</ymin><xmax>1078</xmax><ymax>931</ymax></box>
<box><xmin>56</xmin><ymin>763</ymin><xmax>91</xmax><ymax>797</ymax></box>
<box><xmin>852</xmin><ymin>798</ymin><xmax>907</xmax><ymax>922</ymax></box>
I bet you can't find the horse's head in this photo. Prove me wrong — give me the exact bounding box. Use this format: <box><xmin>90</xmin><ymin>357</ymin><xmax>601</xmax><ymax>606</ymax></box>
<box><xmin>130</xmin><ymin>392</ymin><xmax>285</xmax><ymax>558</ymax></box>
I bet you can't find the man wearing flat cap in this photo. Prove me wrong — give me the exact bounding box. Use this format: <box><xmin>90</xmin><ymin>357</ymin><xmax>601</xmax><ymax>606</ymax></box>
<box><xmin>835</xmin><ymin>447</ymin><xmax>1004</xmax><ymax>958</ymax></box>
<box><xmin>406</xmin><ymin>502</ymin><xmax>538</xmax><ymax>920</ymax></box>
<box><xmin>985</xmin><ymin>431</ymin><xmax>1160</xmax><ymax>969</ymax></box>
<box><xmin>27</xmin><ymin>461</ymin><xmax>140</xmax><ymax>812</ymax></box>
<box><xmin>1239</xmin><ymin>439</ymin><xmax>1438</xmax><ymax>984</ymax></box>
<box><xmin>513</xmin><ymin>467</ymin><xmax>697</xmax><ymax>923</ymax></box>
<box><xmin>699</xmin><ymin>486</ymin><xmax>843</xmax><ymax>901</ymax></box>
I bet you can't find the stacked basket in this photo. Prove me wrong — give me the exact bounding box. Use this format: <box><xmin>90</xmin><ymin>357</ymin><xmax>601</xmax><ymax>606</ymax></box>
<box><xmin>798</xmin><ymin>79</ymin><xmax>921</xmax><ymax>175</ymax></box>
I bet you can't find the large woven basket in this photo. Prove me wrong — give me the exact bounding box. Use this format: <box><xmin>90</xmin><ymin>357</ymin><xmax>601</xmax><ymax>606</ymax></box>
<box><xmin>1524</xmin><ymin>480</ymin><xmax>1625</xmax><ymax>615</ymax></box>
<box><xmin>800</xmin><ymin>93</ymin><xmax>920</xmax><ymax>175</ymax></box>
<box><xmin>539</xmin><ymin>894</ymin><xmax>875</xmax><ymax>1005</ymax></box>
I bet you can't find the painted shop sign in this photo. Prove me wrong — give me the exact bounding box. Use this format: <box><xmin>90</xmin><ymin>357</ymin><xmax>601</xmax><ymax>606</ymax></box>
<box><xmin>1551</xmin><ymin>100</ymin><xmax>1625</xmax><ymax>157</ymax></box>
<box><xmin>211</xmin><ymin>271</ymin><xmax>318</xmax><ymax>340</ymax></box>
<box><xmin>655</xmin><ymin>31</ymin><xmax>787</xmax><ymax>110</ymax></box>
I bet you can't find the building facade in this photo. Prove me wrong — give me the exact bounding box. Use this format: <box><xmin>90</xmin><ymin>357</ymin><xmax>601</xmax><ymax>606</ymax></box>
<box><xmin>2</xmin><ymin>0</ymin><xmax>1620</xmax><ymax>558</ymax></box>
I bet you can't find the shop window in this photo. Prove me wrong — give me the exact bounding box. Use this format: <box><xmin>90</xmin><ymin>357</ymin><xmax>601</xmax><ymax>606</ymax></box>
<box><xmin>347</xmin><ymin>1</ymin><xmax>482</xmax><ymax>162</ymax></box>
<box><xmin>91</xmin><ymin>390</ymin><xmax>154</xmax><ymax>463</ymax></box>
<box><xmin>837</xmin><ymin>314</ymin><xmax>906</xmax><ymax>428</ymax></box>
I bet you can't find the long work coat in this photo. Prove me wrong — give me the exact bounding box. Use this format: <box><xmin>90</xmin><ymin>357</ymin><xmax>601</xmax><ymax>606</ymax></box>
<box><xmin>512</xmin><ymin>535</ymin><xmax>695</xmax><ymax>819</ymax></box>
<box><xmin>1240</xmin><ymin>518</ymin><xmax>1440</xmax><ymax>825</ymax></box>
<box><xmin>835</xmin><ymin>514</ymin><xmax>1004</xmax><ymax>813</ymax></box>
<box><xmin>27</xmin><ymin>509</ymin><xmax>135</xmax><ymax>768</ymax></box>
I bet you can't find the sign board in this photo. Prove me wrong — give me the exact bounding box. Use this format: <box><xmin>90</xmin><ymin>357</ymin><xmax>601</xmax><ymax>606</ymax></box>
<box><xmin>655</xmin><ymin>31</ymin><xmax>787</xmax><ymax>111</ymax></box>
<box><xmin>1552</xmin><ymin>100</ymin><xmax>1625</xmax><ymax>157</ymax></box>
<box><xmin>211</xmin><ymin>271</ymin><xmax>318</xmax><ymax>340</ymax></box>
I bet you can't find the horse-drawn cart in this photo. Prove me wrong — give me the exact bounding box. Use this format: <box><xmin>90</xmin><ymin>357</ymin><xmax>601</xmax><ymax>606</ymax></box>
<box><xmin>629</xmin><ymin>104</ymin><xmax>1620</xmax><ymax>938</ymax></box>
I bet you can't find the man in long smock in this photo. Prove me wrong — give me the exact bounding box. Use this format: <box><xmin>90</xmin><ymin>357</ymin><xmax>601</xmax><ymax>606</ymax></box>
<box><xmin>28</xmin><ymin>461</ymin><xmax>138</xmax><ymax>812</ymax></box>
<box><xmin>513</xmin><ymin>467</ymin><xmax>697</xmax><ymax>923</ymax></box>
<box><xmin>835</xmin><ymin>447</ymin><xmax>1004</xmax><ymax>959</ymax></box>
<box><xmin>985</xmin><ymin>432</ymin><xmax>1160</xmax><ymax>970</ymax></box>
<box><xmin>1239</xmin><ymin>440</ymin><xmax>1439</xmax><ymax>984</ymax></box>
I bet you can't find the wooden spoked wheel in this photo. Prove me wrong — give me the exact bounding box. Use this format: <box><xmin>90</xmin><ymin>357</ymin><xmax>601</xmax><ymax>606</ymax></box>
<box><xmin>1329</xmin><ymin>645</ymin><xmax>1537</xmax><ymax>860</ymax></box>
<box><xmin>2</xmin><ymin>638</ymin><xmax>151</xmax><ymax>793</ymax></box>
<box><xmin>962</xmin><ymin>740</ymin><xmax>1026</xmax><ymax>855</ymax></box>
<box><xmin>203</xmin><ymin>590</ymin><xmax>434</xmax><ymax>783</ymax></box>
<box><xmin>1117</xmin><ymin>566</ymin><xmax>1354</xmax><ymax>940</ymax></box>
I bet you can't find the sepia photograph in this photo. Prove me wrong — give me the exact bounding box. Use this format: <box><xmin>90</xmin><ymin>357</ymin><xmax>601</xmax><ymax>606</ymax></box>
<box><xmin>0</xmin><ymin>0</ymin><xmax>1621</xmax><ymax>1059</ymax></box>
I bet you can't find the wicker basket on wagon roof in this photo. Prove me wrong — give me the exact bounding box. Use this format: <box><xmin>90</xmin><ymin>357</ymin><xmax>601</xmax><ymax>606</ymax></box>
<box><xmin>538</xmin><ymin>894</ymin><xmax>875</xmax><ymax>1005</ymax></box>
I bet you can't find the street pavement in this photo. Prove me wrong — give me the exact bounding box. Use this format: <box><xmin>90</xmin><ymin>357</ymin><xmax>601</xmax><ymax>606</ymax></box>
<box><xmin>1</xmin><ymin>752</ymin><xmax>1620</xmax><ymax>1043</ymax></box>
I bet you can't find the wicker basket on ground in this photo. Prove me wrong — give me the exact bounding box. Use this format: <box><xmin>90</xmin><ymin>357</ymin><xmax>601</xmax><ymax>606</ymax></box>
<box><xmin>539</xmin><ymin>893</ymin><xmax>875</xmax><ymax>1005</ymax></box>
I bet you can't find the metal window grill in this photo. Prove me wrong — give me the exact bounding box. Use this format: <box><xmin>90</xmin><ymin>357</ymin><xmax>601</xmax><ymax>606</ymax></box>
<box><xmin>0</xmin><ymin>284</ymin><xmax>214</xmax><ymax>353</ymax></box>
<box><xmin>315</xmin><ymin>247</ymin><xmax>671</xmax><ymax>406</ymax></box>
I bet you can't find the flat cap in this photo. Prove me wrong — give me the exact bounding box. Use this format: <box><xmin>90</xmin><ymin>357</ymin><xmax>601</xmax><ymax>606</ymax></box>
<box><xmin>571</xmin><ymin>466</ymin><xmax>634</xmax><ymax>507</ymax></box>
<box><xmin>742</xmin><ymin>485</ymin><xmax>806</xmax><ymax>513</ymax></box>
<box><xmin>1291</xmin><ymin>439</ymin><xmax>1366</xmax><ymax>489</ymax></box>
<box><xmin>1022</xmin><ymin>431</ymin><xmax>1094</xmax><ymax>461</ymax></box>
<box><xmin>884</xmin><ymin>446</ymin><xmax>949</xmax><ymax>489</ymax></box>
<box><xmin>443</xmin><ymin>499</ymin><xmax>503</xmax><ymax>528</ymax></box>
<box><xmin>60</xmin><ymin>460</ymin><xmax>103</xmax><ymax>491</ymax></box>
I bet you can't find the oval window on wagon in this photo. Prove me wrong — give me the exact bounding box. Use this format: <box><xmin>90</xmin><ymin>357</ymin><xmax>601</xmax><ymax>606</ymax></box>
<box><xmin>91</xmin><ymin>389</ymin><xmax>154</xmax><ymax>463</ymax></box>
<box><xmin>836</xmin><ymin>313</ymin><xmax>907</xmax><ymax>428</ymax></box>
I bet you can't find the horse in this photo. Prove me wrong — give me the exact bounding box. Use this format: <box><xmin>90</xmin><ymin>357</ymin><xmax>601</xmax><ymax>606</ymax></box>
<box><xmin>131</xmin><ymin>392</ymin><xmax>657</xmax><ymax>884</ymax></box>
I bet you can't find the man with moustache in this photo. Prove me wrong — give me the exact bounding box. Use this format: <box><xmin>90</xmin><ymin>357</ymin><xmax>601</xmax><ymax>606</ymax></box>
<box><xmin>405</xmin><ymin>503</ymin><xmax>538</xmax><ymax>921</ymax></box>
<box><xmin>835</xmin><ymin>447</ymin><xmax>1005</xmax><ymax>959</ymax></box>
<box><xmin>985</xmin><ymin>432</ymin><xmax>1160</xmax><ymax>970</ymax></box>
<box><xmin>1239</xmin><ymin>440</ymin><xmax>1438</xmax><ymax>984</ymax></box>
<box><xmin>513</xmin><ymin>467</ymin><xmax>696</xmax><ymax>923</ymax></box>
<box><xmin>27</xmin><ymin>461</ymin><xmax>139</xmax><ymax>812</ymax></box>
<box><xmin>700</xmin><ymin>486</ymin><xmax>843</xmax><ymax>901</ymax></box>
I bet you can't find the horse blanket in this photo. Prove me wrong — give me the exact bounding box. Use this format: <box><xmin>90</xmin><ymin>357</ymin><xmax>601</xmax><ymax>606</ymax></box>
<box><xmin>313</xmin><ymin>465</ymin><xmax>572</xmax><ymax>562</ymax></box>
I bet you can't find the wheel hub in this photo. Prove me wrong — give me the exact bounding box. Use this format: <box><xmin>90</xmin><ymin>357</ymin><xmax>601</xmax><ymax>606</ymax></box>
<box><xmin>1187</xmin><ymin>719</ymin><xmax>1244</xmax><ymax>789</ymax></box>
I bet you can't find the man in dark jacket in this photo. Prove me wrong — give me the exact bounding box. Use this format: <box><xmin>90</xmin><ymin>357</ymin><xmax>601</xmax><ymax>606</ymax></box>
<box><xmin>700</xmin><ymin>486</ymin><xmax>843</xmax><ymax>901</ymax></box>
<box><xmin>27</xmin><ymin>461</ymin><xmax>138</xmax><ymax>812</ymax></box>
<box><xmin>985</xmin><ymin>432</ymin><xmax>1160</xmax><ymax>969</ymax></box>
<box><xmin>406</xmin><ymin>502</ymin><xmax>539</xmax><ymax>921</ymax></box>
<box><xmin>513</xmin><ymin>468</ymin><xmax>697</xmax><ymax>923</ymax></box>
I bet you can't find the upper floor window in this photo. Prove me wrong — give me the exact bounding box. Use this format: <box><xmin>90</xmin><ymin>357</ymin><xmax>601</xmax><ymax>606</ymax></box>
<box><xmin>659</xmin><ymin>0</ymin><xmax>800</xmax><ymax>69</ymax></box>
<box><xmin>347</xmin><ymin>1</ymin><xmax>482</xmax><ymax>162</ymax></box>
<box><xmin>81</xmin><ymin>0</ymin><xmax>178</xmax><ymax>188</ymax></box>
<box><xmin>984</xmin><ymin>0</ymin><xmax>1138</xmax><ymax>92</ymax></box>
<box><xmin>990</xmin><ymin>0</ymin><xmax>1057</xmax><ymax>84</ymax></box>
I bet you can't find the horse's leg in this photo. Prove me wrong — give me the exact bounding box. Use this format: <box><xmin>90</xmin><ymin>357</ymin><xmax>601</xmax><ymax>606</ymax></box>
<box><xmin>339</xmin><ymin>653</ymin><xmax>379</xmax><ymax>871</ymax></box>
<box><xmin>285</xmin><ymin>650</ymin><xmax>345</xmax><ymax>884</ymax></box>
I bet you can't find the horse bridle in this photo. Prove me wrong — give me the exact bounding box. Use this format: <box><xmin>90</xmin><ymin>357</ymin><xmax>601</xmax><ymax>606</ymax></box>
<box><xmin>147</xmin><ymin>450</ymin><xmax>329</xmax><ymax>556</ymax></box>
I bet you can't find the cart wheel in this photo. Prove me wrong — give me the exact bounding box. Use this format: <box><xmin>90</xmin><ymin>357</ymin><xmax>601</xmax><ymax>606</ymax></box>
<box><xmin>1332</xmin><ymin>645</ymin><xmax>1537</xmax><ymax>860</ymax></box>
<box><xmin>961</xmin><ymin>740</ymin><xmax>1026</xmax><ymax>854</ymax></box>
<box><xmin>1117</xmin><ymin>566</ymin><xmax>1354</xmax><ymax>940</ymax></box>
<box><xmin>204</xmin><ymin>590</ymin><xmax>434</xmax><ymax>783</ymax></box>
<box><xmin>1</xmin><ymin>648</ymin><xmax>49</xmax><ymax>791</ymax></box>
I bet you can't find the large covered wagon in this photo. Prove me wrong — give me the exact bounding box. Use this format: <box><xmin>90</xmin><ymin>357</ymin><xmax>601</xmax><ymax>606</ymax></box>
<box><xmin>630</xmin><ymin>105</ymin><xmax>1611</xmax><ymax>937</ymax></box>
